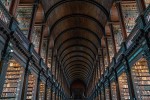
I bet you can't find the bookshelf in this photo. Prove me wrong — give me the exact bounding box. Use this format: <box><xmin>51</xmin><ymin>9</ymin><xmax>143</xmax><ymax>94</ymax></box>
<box><xmin>46</xmin><ymin>88</ymin><xmax>51</xmax><ymax>100</ymax></box>
<box><xmin>0</xmin><ymin>60</ymin><xmax>24</xmax><ymax>100</ymax></box>
<box><xmin>105</xmin><ymin>88</ymin><xmax>110</xmax><ymax>100</ymax></box>
<box><xmin>16</xmin><ymin>6</ymin><xmax>33</xmax><ymax>37</ymax></box>
<box><xmin>39</xmin><ymin>82</ymin><xmax>45</xmax><ymax>100</ymax></box>
<box><xmin>111</xmin><ymin>82</ymin><xmax>117</xmax><ymax>100</ymax></box>
<box><xmin>26</xmin><ymin>74</ymin><xmax>36</xmax><ymax>100</ymax></box>
<box><xmin>118</xmin><ymin>73</ymin><xmax>130</xmax><ymax>100</ymax></box>
<box><xmin>121</xmin><ymin>3</ymin><xmax>139</xmax><ymax>36</ymax></box>
<box><xmin>131</xmin><ymin>58</ymin><xmax>150</xmax><ymax>99</ymax></box>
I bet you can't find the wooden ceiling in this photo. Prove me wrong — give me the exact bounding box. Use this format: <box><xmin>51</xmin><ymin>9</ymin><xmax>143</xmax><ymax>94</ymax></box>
<box><xmin>32</xmin><ymin>0</ymin><xmax>115</xmax><ymax>85</ymax></box>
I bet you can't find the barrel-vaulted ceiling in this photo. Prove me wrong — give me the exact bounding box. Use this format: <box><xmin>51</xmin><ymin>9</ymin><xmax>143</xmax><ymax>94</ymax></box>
<box><xmin>41</xmin><ymin>0</ymin><xmax>114</xmax><ymax>85</ymax></box>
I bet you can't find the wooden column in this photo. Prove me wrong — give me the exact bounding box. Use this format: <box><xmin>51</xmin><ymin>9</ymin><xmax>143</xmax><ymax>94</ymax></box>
<box><xmin>54</xmin><ymin>88</ymin><xmax>57</xmax><ymax>100</ymax></box>
<box><xmin>109</xmin><ymin>24</ymin><xmax>117</xmax><ymax>54</ymax></box>
<box><xmin>9</xmin><ymin>0</ymin><xmax>20</xmax><ymax>16</ymax></box>
<box><xmin>101</xmin><ymin>48</ymin><xmax>105</xmax><ymax>73</ymax></box>
<box><xmin>50</xmin><ymin>82</ymin><xmax>54</xmax><ymax>100</ymax></box>
<box><xmin>115</xmin><ymin>2</ymin><xmax>127</xmax><ymax>41</ymax></box>
<box><xmin>124</xmin><ymin>56</ymin><xmax>136</xmax><ymax>99</ymax></box>
<box><xmin>28</xmin><ymin>0</ymin><xmax>39</xmax><ymax>41</ymax></box>
<box><xmin>136</xmin><ymin>0</ymin><xmax>146</xmax><ymax>14</ymax></box>
<box><xmin>98</xmin><ymin>56</ymin><xmax>101</xmax><ymax>79</ymax></box>
<box><xmin>38</xmin><ymin>25</ymin><xmax>44</xmax><ymax>55</ymax></box>
<box><xmin>114</xmin><ymin>70</ymin><xmax>121</xmax><ymax>100</ymax></box>
<box><xmin>99</xmin><ymin>89</ymin><xmax>102</xmax><ymax>100</ymax></box>
<box><xmin>108</xmin><ymin>79</ymin><xmax>112</xmax><ymax>100</ymax></box>
<box><xmin>103</xmin><ymin>83</ymin><xmax>106</xmax><ymax>100</ymax></box>
<box><xmin>44</xmin><ymin>77</ymin><xmax>50</xmax><ymax>100</ymax></box>
<box><xmin>35</xmin><ymin>69</ymin><xmax>43</xmax><ymax>100</ymax></box>
<box><xmin>105</xmin><ymin>37</ymin><xmax>110</xmax><ymax>64</ymax></box>
<box><xmin>20</xmin><ymin>59</ymin><xmax>30</xmax><ymax>100</ymax></box>
<box><xmin>96</xmin><ymin>62</ymin><xmax>99</xmax><ymax>83</ymax></box>
<box><xmin>55</xmin><ymin>55</ymin><xmax>58</xmax><ymax>81</ymax></box>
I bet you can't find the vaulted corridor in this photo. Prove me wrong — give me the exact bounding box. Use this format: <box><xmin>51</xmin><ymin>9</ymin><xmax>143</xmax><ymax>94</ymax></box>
<box><xmin>0</xmin><ymin>0</ymin><xmax>150</xmax><ymax>100</ymax></box>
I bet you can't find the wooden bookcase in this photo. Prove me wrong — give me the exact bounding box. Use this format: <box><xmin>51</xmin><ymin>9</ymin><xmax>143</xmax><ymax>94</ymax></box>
<box><xmin>1</xmin><ymin>61</ymin><xmax>24</xmax><ymax>100</ymax></box>
<box><xmin>131</xmin><ymin>58</ymin><xmax>150</xmax><ymax>99</ymax></box>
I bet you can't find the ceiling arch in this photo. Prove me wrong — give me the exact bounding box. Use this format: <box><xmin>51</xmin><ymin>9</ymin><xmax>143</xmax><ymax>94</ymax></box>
<box><xmin>62</xmin><ymin>55</ymin><xmax>93</xmax><ymax>68</ymax></box>
<box><xmin>40</xmin><ymin>0</ymin><xmax>114</xmax><ymax>87</ymax></box>
<box><xmin>50</xmin><ymin>14</ymin><xmax>105</xmax><ymax>39</ymax></box>
<box><xmin>60</xmin><ymin>51</ymin><xmax>94</xmax><ymax>64</ymax></box>
<box><xmin>64</xmin><ymin>60</ymin><xmax>91</xmax><ymax>72</ymax></box>
<box><xmin>54</xmin><ymin>27</ymin><xmax>101</xmax><ymax>48</ymax></box>
<box><xmin>45</xmin><ymin>0</ymin><xmax>109</xmax><ymax>21</ymax></box>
